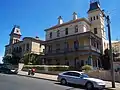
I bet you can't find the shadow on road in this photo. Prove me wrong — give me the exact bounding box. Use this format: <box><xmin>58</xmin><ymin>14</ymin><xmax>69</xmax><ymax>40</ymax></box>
<box><xmin>54</xmin><ymin>82</ymin><xmax>106</xmax><ymax>90</ymax></box>
<box><xmin>55</xmin><ymin>82</ymin><xmax>85</xmax><ymax>90</ymax></box>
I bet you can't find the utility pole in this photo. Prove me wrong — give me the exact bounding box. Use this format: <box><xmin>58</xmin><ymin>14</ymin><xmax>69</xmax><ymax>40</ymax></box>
<box><xmin>106</xmin><ymin>15</ymin><xmax>115</xmax><ymax>88</ymax></box>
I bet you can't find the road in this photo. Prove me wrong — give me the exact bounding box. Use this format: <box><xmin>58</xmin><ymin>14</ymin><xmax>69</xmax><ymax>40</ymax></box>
<box><xmin>0</xmin><ymin>73</ymin><xmax>85</xmax><ymax>90</ymax></box>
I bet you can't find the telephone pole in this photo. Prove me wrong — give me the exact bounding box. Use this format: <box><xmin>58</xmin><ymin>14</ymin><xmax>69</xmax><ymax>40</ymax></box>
<box><xmin>106</xmin><ymin>15</ymin><xmax>115</xmax><ymax>88</ymax></box>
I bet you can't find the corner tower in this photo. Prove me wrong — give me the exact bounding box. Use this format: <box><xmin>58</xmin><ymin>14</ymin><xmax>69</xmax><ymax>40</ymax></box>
<box><xmin>9</xmin><ymin>25</ymin><xmax>21</xmax><ymax>44</ymax></box>
<box><xmin>88</xmin><ymin>0</ymin><xmax>106</xmax><ymax>53</ymax></box>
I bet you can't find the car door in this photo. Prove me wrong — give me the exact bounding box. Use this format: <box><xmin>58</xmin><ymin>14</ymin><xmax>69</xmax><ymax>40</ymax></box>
<box><xmin>78</xmin><ymin>74</ymin><xmax>88</xmax><ymax>85</ymax></box>
<box><xmin>70</xmin><ymin>72</ymin><xmax>81</xmax><ymax>85</ymax></box>
<box><xmin>62</xmin><ymin>72</ymin><xmax>75</xmax><ymax>83</ymax></box>
<box><xmin>63</xmin><ymin>72</ymin><xmax>81</xmax><ymax>84</ymax></box>
<box><xmin>70</xmin><ymin>72</ymin><xmax>86</xmax><ymax>85</ymax></box>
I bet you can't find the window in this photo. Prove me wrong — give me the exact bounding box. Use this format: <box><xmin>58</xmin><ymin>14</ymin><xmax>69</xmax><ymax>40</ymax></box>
<box><xmin>17</xmin><ymin>47</ymin><xmax>19</xmax><ymax>52</ymax></box>
<box><xmin>16</xmin><ymin>30</ymin><xmax>19</xmax><ymax>33</ymax></box>
<box><xmin>57</xmin><ymin>30</ymin><xmax>60</xmax><ymax>37</ymax></box>
<box><xmin>49</xmin><ymin>32</ymin><xmax>52</xmax><ymax>38</ymax></box>
<box><xmin>63</xmin><ymin>72</ymin><xmax>72</xmax><ymax>76</ymax></box>
<box><xmin>63</xmin><ymin>72</ymin><xmax>80</xmax><ymax>77</ymax></box>
<box><xmin>93</xmin><ymin>42</ymin><xmax>96</xmax><ymax>47</ymax></box>
<box><xmin>97</xmin><ymin>42</ymin><xmax>99</xmax><ymax>49</ymax></box>
<box><xmin>23</xmin><ymin>44</ymin><xmax>25</xmax><ymax>52</ymax></box>
<box><xmin>65</xmin><ymin>28</ymin><xmax>68</xmax><ymax>35</ymax></box>
<box><xmin>56</xmin><ymin>44</ymin><xmax>60</xmax><ymax>53</ymax></box>
<box><xmin>64</xmin><ymin>42</ymin><xmax>69</xmax><ymax>52</ymax></box>
<box><xmin>19</xmin><ymin>47</ymin><xmax>22</xmax><ymax>52</ymax></box>
<box><xmin>48</xmin><ymin>45</ymin><xmax>52</xmax><ymax>52</ymax></box>
<box><xmin>74</xmin><ymin>40</ymin><xmax>79</xmax><ymax>50</ymax></box>
<box><xmin>13</xmin><ymin>48</ymin><xmax>16</xmax><ymax>52</ymax></box>
<box><xmin>94</xmin><ymin>16</ymin><xmax>95</xmax><ymax>20</ymax></box>
<box><xmin>96</xmin><ymin>15</ymin><xmax>99</xmax><ymax>19</ymax></box>
<box><xmin>91</xmin><ymin>17</ymin><xmax>92</xmax><ymax>21</ymax></box>
<box><xmin>94</xmin><ymin>28</ymin><xmax>97</xmax><ymax>34</ymax></box>
<box><xmin>75</xmin><ymin>25</ymin><xmax>78</xmax><ymax>33</ymax></box>
<box><xmin>72</xmin><ymin>72</ymin><xmax>80</xmax><ymax>77</ymax></box>
<box><xmin>26</xmin><ymin>43</ymin><xmax>29</xmax><ymax>51</ymax></box>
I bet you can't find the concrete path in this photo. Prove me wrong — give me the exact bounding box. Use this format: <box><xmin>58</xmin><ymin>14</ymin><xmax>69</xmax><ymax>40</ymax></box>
<box><xmin>18</xmin><ymin>71</ymin><xmax>120</xmax><ymax>90</ymax></box>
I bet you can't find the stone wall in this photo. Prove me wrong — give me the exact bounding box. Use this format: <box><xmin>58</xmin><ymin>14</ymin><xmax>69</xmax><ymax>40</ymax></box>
<box><xmin>86</xmin><ymin>70</ymin><xmax>120</xmax><ymax>82</ymax></box>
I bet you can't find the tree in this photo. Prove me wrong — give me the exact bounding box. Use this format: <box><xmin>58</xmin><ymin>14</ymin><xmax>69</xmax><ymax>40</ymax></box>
<box><xmin>3</xmin><ymin>53</ymin><xmax>20</xmax><ymax>65</ymax></box>
<box><xmin>100</xmin><ymin>49</ymin><xmax>111</xmax><ymax>70</ymax></box>
<box><xmin>23</xmin><ymin>53</ymin><xmax>30</xmax><ymax>65</ymax></box>
<box><xmin>23</xmin><ymin>53</ymin><xmax>41</xmax><ymax>65</ymax></box>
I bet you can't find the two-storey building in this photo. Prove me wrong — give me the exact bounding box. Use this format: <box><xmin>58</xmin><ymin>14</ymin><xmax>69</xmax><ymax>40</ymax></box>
<box><xmin>44</xmin><ymin>1</ymin><xmax>107</xmax><ymax>69</ymax></box>
<box><xmin>5</xmin><ymin>25</ymin><xmax>45</xmax><ymax>62</ymax></box>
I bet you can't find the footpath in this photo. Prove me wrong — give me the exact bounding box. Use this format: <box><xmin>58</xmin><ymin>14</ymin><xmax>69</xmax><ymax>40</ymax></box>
<box><xmin>18</xmin><ymin>71</ymin><xmax>120</xmax><ymax>90</ymax></box>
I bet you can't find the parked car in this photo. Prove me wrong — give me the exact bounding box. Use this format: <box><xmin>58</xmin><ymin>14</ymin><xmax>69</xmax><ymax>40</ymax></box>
<box><xmin>57</xmin><ymin>71</ymin><xmax>105</xmax><ymax>90</ymax></box>
<box><xmin>0</xmin><ymin>64</ymin><xmax>18</xmax><ymax>74</ymax></box>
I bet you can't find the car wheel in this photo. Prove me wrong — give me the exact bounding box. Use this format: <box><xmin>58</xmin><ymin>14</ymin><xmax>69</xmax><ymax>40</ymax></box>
<box><xmin>85</xmin><ymin>82</ymin><xmax>94</xmax><ymax>90</ymax></box>
<box><xmin>61</xmin><ymin>79</ymin><xmax>67</xmax><ymax>85</ymax></box>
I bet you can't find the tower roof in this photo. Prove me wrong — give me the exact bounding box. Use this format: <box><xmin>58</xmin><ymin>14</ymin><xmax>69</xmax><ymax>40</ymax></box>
<box><xmin>88</xmin><ymin>0</ymin><xmax>101</xmax><ymax>12</ymax></box>
<box><xmin>10</xmin><ymin>25</ymin><xmax>22</xmax><ymax>36</ymax></box>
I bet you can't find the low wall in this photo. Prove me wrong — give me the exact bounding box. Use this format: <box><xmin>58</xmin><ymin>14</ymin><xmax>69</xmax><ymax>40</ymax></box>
<box><xmin>22</xmin><ymin>68</ymin><xmax>61</xmax><ymax>75</ymax></box>
<box><xmin>22</xmin><ymin>65</ymin><xmax>120</xmax><ymax>82</ymax></box>
<box><xmin>86</xmin><ymin>70</ymin><xmax>120</xmax><ymax>82</ymax></box>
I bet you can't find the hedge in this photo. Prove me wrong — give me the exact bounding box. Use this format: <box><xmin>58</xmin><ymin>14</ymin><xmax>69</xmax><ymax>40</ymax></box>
<box><xmin>23</xmin><ymin>65</ymin><xmax>69</xmax><ymax>71</ymax></box>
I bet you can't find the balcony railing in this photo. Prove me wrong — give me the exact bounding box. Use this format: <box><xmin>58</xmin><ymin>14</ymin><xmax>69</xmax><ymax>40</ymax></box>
<box><xmin>45</xmin><ymin>45</ymin><xmax>100</xmax><ymax>55</ymax></box>
<box><xmin>91</xmin><ymin>46</ymin><xmax>100</xmax><ymax>53</ymax></box>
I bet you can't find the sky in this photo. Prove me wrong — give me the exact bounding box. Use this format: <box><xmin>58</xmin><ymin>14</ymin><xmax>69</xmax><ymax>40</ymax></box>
<box><xmin>0</xmin><ymin>0</ymin><xmax>120</xmax><ymax>62</ymax></box>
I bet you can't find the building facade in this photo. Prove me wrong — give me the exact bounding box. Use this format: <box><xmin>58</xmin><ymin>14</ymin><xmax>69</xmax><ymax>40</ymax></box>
<box><xmin>112</xmin><ymin>41</ymin><xmax>120</xmax><ymax>61</ymax></box>
<box><xmin>44</xmin><ymin>1</ymin><xmax>107</xmax><ymax>69</ymax></box>
<box><xmin>5</xmin><ymin>25</ymin><xmax>45</xmax><ymax>61</ymax></box>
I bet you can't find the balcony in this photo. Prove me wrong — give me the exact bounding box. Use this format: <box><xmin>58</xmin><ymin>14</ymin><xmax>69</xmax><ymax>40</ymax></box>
<box><xmin>45</xmin><ymin>45</ymin><xmax>101</xmax><ymax>56</ymax></box>
<box><xmin>91</xmin><ymin>46</ymin><xmax>101</xmax><ymax>53</ymax></box>
<box><xmin>45</xmin><ymin>46</ymin><xmax>88</xmax><ymax>55</ymax></box>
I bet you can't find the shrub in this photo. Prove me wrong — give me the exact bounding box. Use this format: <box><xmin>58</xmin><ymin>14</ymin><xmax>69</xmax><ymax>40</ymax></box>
<box><xmin>23</xmin><ymin>65</ymin><xmax>69</xmax><ymax>71</ymax></box>
<box><xmin>82</xmin><ymin>65</ymin><xmax>93</xmax><ymax>72</ymax></box>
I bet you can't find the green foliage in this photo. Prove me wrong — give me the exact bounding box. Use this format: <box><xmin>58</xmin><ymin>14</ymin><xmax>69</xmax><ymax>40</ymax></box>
<box><xmin>23</xmin><ymin>53</ymin><xmax>40</xmax><ymax>65</ymax></box>
<box><xmin>23</xmin><ymin>65</ymin><xmax>69</xmax><ymax>71</ymax></box>
<box><xmin>48</xmin><ymin>66</ymin><xmax>69</xmax><ymax>71</ymax></box>
<box><xmin>100</xmin><ymin>48</ymin><xmax>111</xmax><ymax>70</ymax></box>
<box><xmin>3</xmin><ymin>54</ymin><xmax>20</xmax><ymax>65</ymax></box>
<box><xmin>82</xmin><ymin>65</ymin><xmax>93</xmax><ymax>71</ymax></box>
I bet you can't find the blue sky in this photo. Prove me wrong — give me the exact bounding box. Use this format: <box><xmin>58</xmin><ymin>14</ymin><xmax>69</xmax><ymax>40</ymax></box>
<box><xmin>0</xmin><ymin>0</ymin><xmax>120</xmax><ymax>62</ymax></box>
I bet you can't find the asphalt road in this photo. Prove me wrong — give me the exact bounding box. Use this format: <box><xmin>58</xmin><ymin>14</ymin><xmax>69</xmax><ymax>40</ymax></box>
<box><xmin>0</xmin><ymin>73</ymin><xmax>85</xmax><ymax>90</ymax></box>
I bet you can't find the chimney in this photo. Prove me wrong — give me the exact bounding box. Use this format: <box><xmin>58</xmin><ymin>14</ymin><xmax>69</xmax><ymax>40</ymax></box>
<box><xmin>58</xmin><ymin>16</ymin><xmax>63</xmax><ymax>24</ymax></box>
<box><xmin>35</xmin><ymin>36</ymin><xmax>39</xmax><ymax>40</ymax></box>
<box><xmin>73</xmin><ymin>12</ymin><xmax>78</xmax><ymax>20</ymax></box>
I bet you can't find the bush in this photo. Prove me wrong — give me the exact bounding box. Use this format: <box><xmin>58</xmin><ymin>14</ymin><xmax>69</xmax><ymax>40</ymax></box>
<box><xmin>23</xmin><ymin>65</ymin><xmax>69</xmax><ymax>71</ymax></box>
<box><xmin>82</xmin><ymin>65</ymin><xmax>93</xmax><ymax>72</ymax></box>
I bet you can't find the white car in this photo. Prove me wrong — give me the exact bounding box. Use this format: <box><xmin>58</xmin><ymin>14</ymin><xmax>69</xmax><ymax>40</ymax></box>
<box><xmin>57</xmin><ymin>71</ymin><xmax>105</xmax><ymax>90</ymax></box>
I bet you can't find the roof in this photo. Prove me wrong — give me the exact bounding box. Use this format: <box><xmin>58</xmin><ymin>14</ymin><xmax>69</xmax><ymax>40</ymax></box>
<box><xmin>88</xmin><ymin>1</ymin><xmax>101</xmax><ymax>12</ymax></box>
<box><xmin>23</xmin><ymin>37</ymin><xmax>44</xmax><ymax>43</ymax></box>
<box><xmin>60</xmin><ymin>71</ymin><xmax>84</xmax><ymax>74</ymax></box>
<box><xmin>10</xmin><ymin>25</ymin><xmax>21</xmax><ymax>36</ymax></box>
<box><xmin>5</xmin><ymin>37</ymin><xmax>45</xmax><ymax>47</ymax></box>
<box><xmin>5</xmin><ymin>41</ymin><xmax>23</xmax><ymax>47</ymax></box>
<box><xmin>45</xmin><ymin>18</ymin><xmax>91</xmax><ymax>31</ymax></box>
